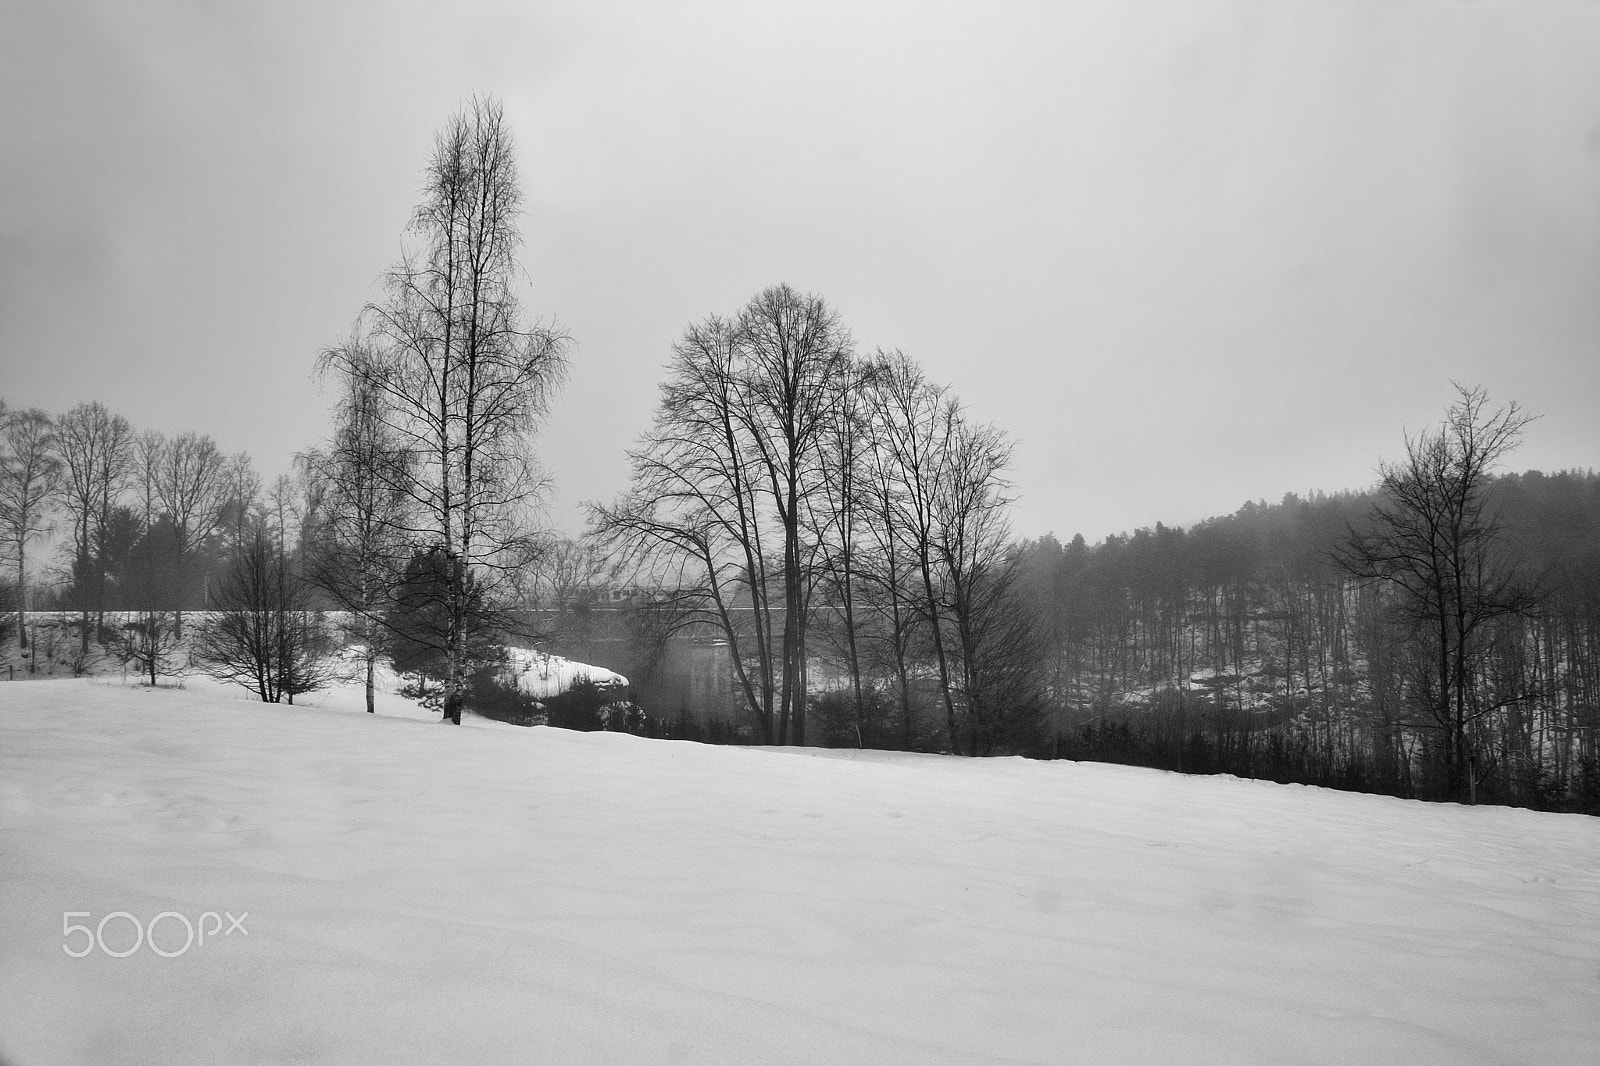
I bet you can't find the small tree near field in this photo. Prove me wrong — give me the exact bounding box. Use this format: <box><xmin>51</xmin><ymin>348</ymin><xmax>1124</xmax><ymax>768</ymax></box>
<box><xmin>113</xmin><ymin>611</ymin><xmax>184</xmax><ymax>687</ymax></box>
<box><xmin>196</xmin><ymin>530</ymin><xmax>337</xmax><ymax>704</ymax></box>
<box><xmin>304</xmin><ymin>354</ymin><xmax>412</xmax><ymax>713</ymax></box>
<box><xmin>385</xmin><ymin>543</ymin><xmax>498</xmax><ymax>700</ymax></box>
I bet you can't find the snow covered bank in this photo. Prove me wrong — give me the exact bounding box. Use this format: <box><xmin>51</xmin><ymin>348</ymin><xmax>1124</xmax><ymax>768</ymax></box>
<box><xmin>1</xmin><ymin>679</ymin><xmax>1597</xmax><ymax>1065</ymax></box>
<box><xmin>503</xmin><ymin>645</ymin><xmax>627</xmax><ymax>702</ymax></box>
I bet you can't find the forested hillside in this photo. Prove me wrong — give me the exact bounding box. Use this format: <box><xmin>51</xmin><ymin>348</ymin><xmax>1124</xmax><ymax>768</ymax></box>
<box><xmin>1019</xmin><ymin>469</ymin><xmax>1600</xmax><ymax>811</ymax></box>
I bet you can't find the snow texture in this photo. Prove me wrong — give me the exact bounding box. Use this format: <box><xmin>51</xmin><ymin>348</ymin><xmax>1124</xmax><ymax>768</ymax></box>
<box><xmin>1</xmin><ymin>676</ymin><xmax>1597</xmax><ymax>1065</ymax></box>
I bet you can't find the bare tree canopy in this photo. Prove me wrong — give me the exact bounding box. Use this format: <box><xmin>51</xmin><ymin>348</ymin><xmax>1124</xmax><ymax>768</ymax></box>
<box><xmin>55</xmin><ymin>402</ymin><xmax>134</xmax><ymax>653</ymax></box>
<box><xmin>1339</xmin><ymin>384</ymin><xmax>1536</xmax><ymax>801</ymax></box>
<box><xmin>593</xmin><ymin>290</ymin><xmax>1034</xmax><ymax>753</ymax></box>
<box><xmin>303</xmin><ymin>343</ymin><xmax>414</xmax><ymax>714</ymax></box>
<box><xmin>0</xmin><ymin>407</ymin><xmax>63</xmax><ymax>649</ymax></box>
<box><xmin>196</xmin><ymin>527</ymin><xmax>337</xmax><ymax>704</ymax></box>
<box><xmin>319</xmin><ymin>94</ymin><xmax>568</xmax><ymax>725</ymax></box>
<box><xmin>592</xmin><ymin>284</ymin><xmax>853</xmax><ymax>744</ymax></box>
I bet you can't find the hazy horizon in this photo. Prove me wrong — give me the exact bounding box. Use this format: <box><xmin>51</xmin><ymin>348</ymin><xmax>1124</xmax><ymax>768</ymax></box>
<box><xmin>4</xmin><ymin>2</ymin><xmax>1597</xmax><ymax>545</ymax></box>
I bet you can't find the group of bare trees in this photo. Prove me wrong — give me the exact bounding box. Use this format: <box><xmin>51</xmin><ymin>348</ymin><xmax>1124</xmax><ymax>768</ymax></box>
<box><xmin>0</xmin><ymin>97</ymin><xmax>566</xmax><ymax>720</ymax></box>
<box><xmin>591</xmin><ymin>286</ymin><xmax>1038</xmax><ymax>755</ymax></box>
<box><xmin>0</xmin><ymin>393</ymin><xmax>333</xmax><ymax>689</ymax></box>
<box><xmin>5</xmin><ymin>96</ymin><xmax>1027</xmax><ymax>747</ymax></box>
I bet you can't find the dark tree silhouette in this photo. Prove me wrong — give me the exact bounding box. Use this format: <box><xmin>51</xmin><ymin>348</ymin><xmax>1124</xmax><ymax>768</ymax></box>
<box><xmin>304</xmin><ymin>352</ymin><xmax>413</xmax><ymax>714</ymax></box>
<box><xmin>592</xmin><ymin>285</ymin><xmax>851</xmax><ymax>744</ymax></box>
<box><xmin>196</xmin><ymin>530</ymin><xmax>336</xmax><ymax>704</ymax></box>
<box><xmin>1340</xmin><ymin>385</ymin><xmax>1536</xmax><ymax>802</ymax></box>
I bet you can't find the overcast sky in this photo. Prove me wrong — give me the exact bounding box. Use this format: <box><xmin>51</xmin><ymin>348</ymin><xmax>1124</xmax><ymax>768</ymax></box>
<box><xmin>3</xmin><ymin>1</ymin><xmax>1597</xmax><ymax>544</ymax></box>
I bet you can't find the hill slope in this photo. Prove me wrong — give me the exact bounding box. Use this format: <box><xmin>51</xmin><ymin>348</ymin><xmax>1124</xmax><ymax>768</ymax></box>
<box><xmin>1</xmin><ymin>678</ymin><xmax>1596</xmax><ymax>1065</ymax></box>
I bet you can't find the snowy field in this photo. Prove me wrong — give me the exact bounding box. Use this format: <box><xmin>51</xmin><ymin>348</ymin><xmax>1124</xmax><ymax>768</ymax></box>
<box><xmin>2</xmin><ymin>677</ymin><xmax>1597</xmax><ymax>1065</ymax></box>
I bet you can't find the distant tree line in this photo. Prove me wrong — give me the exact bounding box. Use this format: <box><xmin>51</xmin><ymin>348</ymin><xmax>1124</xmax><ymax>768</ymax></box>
<box><xmin>8</xmin><ymin>376</ymin><xmax>1596</xmax><ymax>816</ymax></box>
<box><xmin>1018</xmin><ymin>394</ymin><xmax>1599</xmax><ymax>811</ymax></box>
<box><xmin>0</xmin><ymin>393</ymin><xmax>332</xmax><ymax>690</ymax></box>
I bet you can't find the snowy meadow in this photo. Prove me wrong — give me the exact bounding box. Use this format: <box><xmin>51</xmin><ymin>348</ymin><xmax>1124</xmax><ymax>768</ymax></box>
<box><xmin>1</xmin><ymin>676</ymin><xmax>1597</xmax><ymax>1065</ymax></box>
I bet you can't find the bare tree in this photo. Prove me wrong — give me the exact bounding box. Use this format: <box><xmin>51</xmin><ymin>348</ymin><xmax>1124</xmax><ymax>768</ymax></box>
<box><xmin>196</xmin><ymin>527</ymin><xmax>336</xmax><ymax>704</ymax></box>
<box><xmin>591</xmin><ymin>314</ymin><xmax>780</xmax><ymax>739</ymax></box>
<box><xmin>734</xmin><ymin>285</ymin><xmax>854</xmax><ymax>743</ymax></box>
<box><xmin>857</xmin><ymin>356</ymin><xmax>1033</xmax><ymax>754</ymax></box>
<box><xmin>519</xmin><ymin>535</ymin><xmax>612</xmax><ymax>650</ymax></box>
<box><xmin>130</xmin><ymin>431</ymin><xmax>170</xmax><ymax>608</ymax></box>
<box><xmin>112</xmin><ymin>610</ymin><xmax>185</xmax><ymax>687</ymax></box>
<box><xmin>592</xmin><ymin>286</ymin><xmax>851</xmax><ymax>743</ymax></box>
<box><xmin>1339</xmin><ymin>384</ymin><xmax>1535</xmax><ymax>801</ymax></box>
<box><xmin>104</xmin><ymin>430</ymin><xmax>186</xmax><ymax>686</ymax></box>
<box><xmin>931</xmin><ymin>411</ymin><xmax>1040</xmax><ymax>754</ymax></box>
<box><xmin>804</xmin><ymin>357</ymin><xmax>874</xmax><ymax>744</ymax></box>
<box><xmin>305</xmin><ymin>353</ymin><xmax>413</xmax><ymax>714</ymax></box>
<box><xmin>0</xmin><ymin>408</ymin><xmax>63</xmax><ymax>649</ymax></box>
<box><xmin>855</xmin><ymin>361</ymin><xmax>927</xmax><ymax>748</ymax></box>
<box><xmin>260</xmin><ymin>474</ymin><xmax>300</xmax><ymax>557</ymax></box>
<box><xmin>149</xmin><ymin>431</ymin><xmax>231</xmax><ymax>634</ymax></box>
<box><xmin>526</xmin><ymin>536</ymin><xmax>609</xmax><ymax>610</ymax></box>
<box><xmin>321</xmin><ymin>95</ymin><xmax>568</xmax><ymax>725</ymax></box>
<box><xmin>863</xmin><ymin>352</ymin><xmax>964</xmax><ymax>749</ymax></box>
<box><xmin>222</xmin><ymin>451</ymin><xmax>262</xmax><ymax>556</ymax></box>
<box><xmin>54</xmin><ymin>402</ymin><xmax>135</xmax><ymax>653</ymax></box>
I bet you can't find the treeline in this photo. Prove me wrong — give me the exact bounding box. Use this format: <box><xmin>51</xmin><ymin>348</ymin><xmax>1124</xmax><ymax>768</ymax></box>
<box><xmin>0</xmin><ymin>392</ymin><xmax>353</xmax><ymax>700</ymax></box>
<box><xmin>1018</xmin><ymin>467</ymin><xmax>1600</xmax><ymax>811</ymax></box>
<box><xmin>0</xmin><ymin>397</ymin><xmax>308</xmax><ymax>653</ymax></box>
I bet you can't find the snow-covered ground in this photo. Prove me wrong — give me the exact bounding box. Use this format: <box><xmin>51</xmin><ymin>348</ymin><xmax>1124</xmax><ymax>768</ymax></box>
<box><xmin>503</xmin><ymin>645</ymin><xmax>627</xmax><ymax>701</ymax></box>
<box><xmin>1</xmin><ymin>677</ymin><xmax>1597</xmax><ymax>1065</ymax></box>
<box><xmin>326</xmin><ymin>644</ymin><xmax>627</xmax><ymax>705</ymax></box>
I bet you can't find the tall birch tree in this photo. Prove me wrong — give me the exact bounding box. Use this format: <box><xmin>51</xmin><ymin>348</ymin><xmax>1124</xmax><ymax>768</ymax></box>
<box><xmin>322</xmin><ymin>95</ymin><xmax>567</xmax><ymax>725</ymax></box>
<box><xmin>0</xmin><ymin>407</ymin><xmax>62</xmax><ymax>649</ymax></box>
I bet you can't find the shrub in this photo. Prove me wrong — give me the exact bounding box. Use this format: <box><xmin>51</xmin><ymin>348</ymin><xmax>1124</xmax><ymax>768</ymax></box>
<box><xmin>464</xmin><ymin>660</ymin><xmax>544</xmax><ymax>727</ymax></box>
<box><xmin>539</xmin><ymin>677</ymin><xmax>645</xmax><ymax>733</ymax></box>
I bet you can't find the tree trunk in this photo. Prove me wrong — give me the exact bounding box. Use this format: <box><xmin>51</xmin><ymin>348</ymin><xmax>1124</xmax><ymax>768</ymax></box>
<box><xmin>76</xmin><ymin>520</ymin><xmax>92</xmax><ymax>655</ymax></box>
<box><xmin>16</xmin><ymin>543</ymin><xmax>27</xmax><ymax>651</ymax></box>
<box><xmin>920</xmin><ymin>552</ymin><xmax>960</xmax><ymax>755</ymax></box>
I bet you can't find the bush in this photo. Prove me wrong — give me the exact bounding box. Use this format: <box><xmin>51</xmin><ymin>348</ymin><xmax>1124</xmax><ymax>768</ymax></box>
<box><xmin>813</xmin><ymin>686</ymin><xmax>903</xmax><ymax>749</ymax></box>
<box><xmin>464</xmin><ymin>661</ymin><xmax>545</xmax><ymax>727</ymax></box>
<box><xmin>112</xmin><ymin>611</ymin><xmax>185</xmax><ymax>687</ymax></box>
<box><xmin>542</xmin><ymin>677</ymin><xmax>645</xmax><ymax>733</ymax></box>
